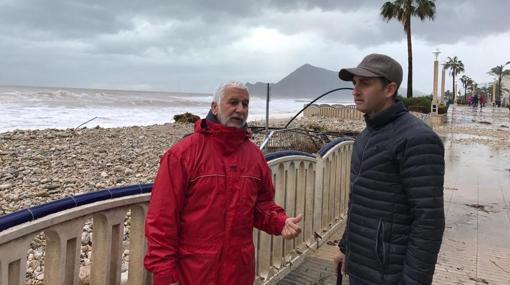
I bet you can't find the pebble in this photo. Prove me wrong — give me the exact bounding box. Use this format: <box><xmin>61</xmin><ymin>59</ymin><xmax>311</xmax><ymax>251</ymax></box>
<box><xmin>0</xmin><ymin>183</ymin><xmax>12</xmax><ymax>190</ymax></box>
<box><xmin>81</xmin><ymin>232</ymin><xmax>91</xmax><ymax>245</ymax></box>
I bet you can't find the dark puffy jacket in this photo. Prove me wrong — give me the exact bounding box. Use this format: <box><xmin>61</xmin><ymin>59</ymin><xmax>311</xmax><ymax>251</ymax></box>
<box><xmin>144</xmin><ymin>119</ymin><xmax>287</xmax><ymax>285</ymax></box>
<box><xmin>339</xmin><ymin>101</ymin><xmax>445</xmax><ymax>285</ymax></box>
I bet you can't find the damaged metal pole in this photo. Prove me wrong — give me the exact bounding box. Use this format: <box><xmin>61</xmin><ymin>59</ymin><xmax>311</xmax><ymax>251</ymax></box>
<box><xmin>265</xmin><ymin>83</ymin><xmax>270</xmax><ymax>138</ymax></box>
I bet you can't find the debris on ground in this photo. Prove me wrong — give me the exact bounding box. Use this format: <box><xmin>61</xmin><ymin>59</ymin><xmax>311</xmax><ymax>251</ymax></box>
<box><xmin>173</xmin><ymin>112</ymin><xmax>200</xmax><ymax>123</ymax></box>
<box><xmin>465</xmin><ymin>203</ymin><xmax>490</xmax><ymax>213</ymax></box>
<box><xmin>490</xmin><ymin>259</ymin><xmax>510</xmax><ymax>273</ymax></box>
<box><xmin>468</xmin><ymin>277</ymin><xmax>489</xmax><ymax>284</ymax></box>
<box><xmin>444</xmin><ymin>186</ymin><xmax>458</xmax><ymax>191</ymax></box>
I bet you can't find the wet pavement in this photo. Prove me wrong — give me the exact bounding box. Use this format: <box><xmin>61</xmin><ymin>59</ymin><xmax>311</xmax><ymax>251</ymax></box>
<box><xmin>434</xmin><ymin>106</ymin><xmax>510</xmax><ymax>285</ymax></box>
<box><xmin>278</xmin><ymin>105</ymin><xmax>510</xmax><ymax>284</ymax></box>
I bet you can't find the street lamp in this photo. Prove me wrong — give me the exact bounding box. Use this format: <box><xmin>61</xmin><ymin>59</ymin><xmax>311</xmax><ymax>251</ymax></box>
<box><xmin>431</xmin><ymin>49</ymin><xmax>440</xmax><ymax>114</ymax></box>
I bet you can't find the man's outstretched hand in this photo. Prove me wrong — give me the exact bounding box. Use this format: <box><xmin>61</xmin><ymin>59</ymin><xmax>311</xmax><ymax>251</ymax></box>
<box><xmin>281</xmin><ymin>214</ymin><xmax>302</xmax><ymax>240</ymax></box>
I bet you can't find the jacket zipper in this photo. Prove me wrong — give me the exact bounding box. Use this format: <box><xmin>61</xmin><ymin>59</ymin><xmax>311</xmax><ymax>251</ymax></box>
<box><xmin>353</xmin><ymin>132</ymin><xmax>372</xmax><ymax>183</ymax></box>
<box><xmin>345</xmin><ymin>132</ymin><xmax>372</xmax><ymax>273</ymax></box>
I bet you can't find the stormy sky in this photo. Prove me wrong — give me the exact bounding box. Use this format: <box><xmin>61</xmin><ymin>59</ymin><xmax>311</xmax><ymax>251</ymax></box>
<box><xmin>1</xmin><ymin>0</ymin><xmax>509</xmax><ymax>94</ymax></box>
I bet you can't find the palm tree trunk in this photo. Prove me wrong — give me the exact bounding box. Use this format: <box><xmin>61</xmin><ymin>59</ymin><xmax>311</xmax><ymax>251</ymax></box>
<box><xmin>406</xmin><ymin>18</ymin><xmax>413</xmax><ymax>98</ymax></box>
<box><xmin>452</xmin><ymin>74</ymin><xmax>456</xmax><ymax>103</ymax></box>
<box><xmin>498</xmin><ymin>77</ymin><xmax>502</xmax><ymax>102</ymax></box>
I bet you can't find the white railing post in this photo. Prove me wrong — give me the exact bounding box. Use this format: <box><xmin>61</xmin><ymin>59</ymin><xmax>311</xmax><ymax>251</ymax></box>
<box><xmin>0</xmin><ymin>234</ymin><xmax>35</xmax><ymax>285</ymax></box>
<box><xmin>44</xmin><ymin>217</ymin><xmax>87</xmax><ymax>285</ymax></box>
<box><xmin>283</xmin><ymin>162</ymin><xmax>297</xmax><ymax>262</ymax></box>
<box><xmin>304</xmin><ymin>163</ymin><xmax>315</xmax><ymax>246</ymax></box>
<box><xmin>126</xmin><ymin>204</ymin><xmax>151</xmax><ymax>285</ymax></box>
<box><xmin>313</xmin><ymin>157</ymin><xmax>324</xmax><ymax>238</ymax></box>
<box><xmin>270</xmin><ymin>164</ymin><xmax>285</xmax><ymax>271</ymax></box>
<box><xmin>294</xmin><ymin>162</ymin><xmax>307</xmax><ymax>252</ymax></box>
<box><xmin>90</xmin><ymin>208</ymin><xmax>128</xmax><ymax>285</ymax></box>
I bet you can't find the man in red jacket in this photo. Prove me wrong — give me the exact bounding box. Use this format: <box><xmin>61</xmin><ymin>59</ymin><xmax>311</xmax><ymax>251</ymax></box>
<box><xmin>144</xmin><ymin>81</ymin><xmax>302</xmax><ymax>285</ymax></box>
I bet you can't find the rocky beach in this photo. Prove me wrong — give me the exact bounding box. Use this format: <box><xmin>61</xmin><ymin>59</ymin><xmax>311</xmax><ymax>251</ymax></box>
<box><xmin>0</xmin><ymin>116</ymin><xmax>366</xmax><ymax>216</ymax></box>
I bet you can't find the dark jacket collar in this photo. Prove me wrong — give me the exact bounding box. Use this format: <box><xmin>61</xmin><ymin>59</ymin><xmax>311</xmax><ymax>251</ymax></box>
<box><xmin>364</xmin><ymin>100</ymin><xmax>407</xmax><ymax>130</ymax></box>
<box><xmin>205</xmin><ymin>110</ymin><xmax>221</xmax><ymax>124</ymax></box>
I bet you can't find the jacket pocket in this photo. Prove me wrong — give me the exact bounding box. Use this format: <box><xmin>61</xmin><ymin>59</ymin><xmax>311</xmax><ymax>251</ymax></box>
<box><xmin>241</xmin><ymin>244</ymin><xmax>255</xmax><ymax>265</ymax></box>
<box><xmin>238</xmin><ymin>245</ymin><xmax>256</xmax><ymax>284</ymax></box>
<box><xmin>374</xmin><ymin>218</ymin><xmax>387</xmax><ymax>266</ymax></box>
<box><xmin>178</xmin><ymin>246</ymin><xmax>221</xmax><ymax>284</ymax></box>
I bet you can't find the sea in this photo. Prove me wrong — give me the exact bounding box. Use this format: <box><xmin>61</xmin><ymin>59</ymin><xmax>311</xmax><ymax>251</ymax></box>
<box><xmin>0</xmin><ymin>85</ymin><xmax>354</xmax><ymax>133</ymax></box>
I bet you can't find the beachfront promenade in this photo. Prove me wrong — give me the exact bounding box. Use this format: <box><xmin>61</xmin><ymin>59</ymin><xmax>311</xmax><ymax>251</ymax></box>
<box><xmin>279</xmin><ymin>106</ymin><xmax>510</xmax><ymax>284</ymax></box>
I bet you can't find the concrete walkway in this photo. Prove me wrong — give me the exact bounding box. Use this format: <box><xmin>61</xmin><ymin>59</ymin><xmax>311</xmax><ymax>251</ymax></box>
<box><xmin>434</xmin><ymin>106</ymin><xmax>510</xmax><ymax>285</ymax></box>
<box><xmin>278</xmin><ymin>106</ymin><xmax>510</xmax><ymax>284</ymax></box>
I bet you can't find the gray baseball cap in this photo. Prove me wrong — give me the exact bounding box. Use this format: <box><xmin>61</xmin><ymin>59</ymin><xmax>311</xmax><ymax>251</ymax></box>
<box><xmin>338</xmin><ymin>53</ymin><xmax>403</xmax><ymax>88</ymax></box>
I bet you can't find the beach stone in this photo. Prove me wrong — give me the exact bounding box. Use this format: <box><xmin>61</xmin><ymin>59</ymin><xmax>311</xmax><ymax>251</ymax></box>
<box><xmin>81</xmin><ymin>232</ymin><xmax>91</xmax><ymax>245</ymax></box>
<box><xmin>48</xmin><ymin>189</ymin><xmax>62</xmax><ymax>195</ymax></box>
<box><xmin>79</xmin><ymin>266</ymin><xmax>91</xmax><ymax>285</ymax></box>
<box><xmin>124</xmin><ymin>168</ymin><xmax>134</xmax><ymax>175</ymax></box>
<box><xmin>113</xmin><ymin>166</ymin><xmax>124</xmax><ymax>173</ymax></box>
<box><xmin>0</xmin><ymin>183</ymin><xmax>12</xmax><ymax>190</ymax></box>
<box><xmin>33</xmin><ymin>190</ymin><xmax>50</xmax><ymax>197</ymax></box>
<box><xmin>44</xmin><ymin>184</ymin><xmax>60</xmax><ymax>190</ymax></box>
<box><xmin>2</xmin><ymin>173</ymin><xmax>14</xmax><ymax>181</ymax></box>
<box><xmin>34</xmin><ymin>249</ymin><xmax>44</xmax><ymax>259</ymax></box>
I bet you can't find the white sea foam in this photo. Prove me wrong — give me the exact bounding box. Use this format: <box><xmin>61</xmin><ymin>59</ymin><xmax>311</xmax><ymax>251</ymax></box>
<box><xmin>0</xmin><ymin>85</ymin><xmax>353</xmax><ymax>132</ymax></box>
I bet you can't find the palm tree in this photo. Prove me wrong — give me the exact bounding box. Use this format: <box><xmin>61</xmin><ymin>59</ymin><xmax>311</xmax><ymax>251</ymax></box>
<box><xmin>460</xmin><ymin>75</ymin><xmax>471</xmax><ymax>102</ymax></box>
<box><xmin>444</xmin><ymin>56</ymin><xmax>465</xmax><ymax>103</ymax></box>
<box><xmin>381</xmin><ymin>0</ymin><xmax>436</xmax><ymax>98</ymax></box>
<box><xmin>488</xmin><ymin>64</ymin><xmax>510</xmax><ymax>103</ymax></box>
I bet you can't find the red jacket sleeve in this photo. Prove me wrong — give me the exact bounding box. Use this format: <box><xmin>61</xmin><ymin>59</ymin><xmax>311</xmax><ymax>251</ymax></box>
<box><xmin>253</xmin><ymin>160</ymin><xmax>287</xmax><ymax>235</ymax></box>
<box><xmin>144</xmin><ymin>151</ymin><xmax>187</xmax><ymax>284</ymax></box>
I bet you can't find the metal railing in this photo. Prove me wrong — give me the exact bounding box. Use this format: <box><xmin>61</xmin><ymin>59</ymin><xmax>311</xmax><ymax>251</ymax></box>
<box><xmin>303</xmin><ymin>104</ymin><xmax>363</xmax><ymax>120</ymax></box>
<box><xmin>0</xmin><ymin>139</ymin><xmax>354</xmax><ymax>285</ymax></box>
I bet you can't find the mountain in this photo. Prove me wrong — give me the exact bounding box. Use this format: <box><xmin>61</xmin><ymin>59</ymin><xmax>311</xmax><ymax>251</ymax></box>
<box><xmin>246</xmin><ymin>63</ymin><xmax>425</xmax><ymax>100</ymax></box>
<box><xmin>246</xmin><ymin>64</ymin><xmax>351</xmax><ymax>100</ymax></box>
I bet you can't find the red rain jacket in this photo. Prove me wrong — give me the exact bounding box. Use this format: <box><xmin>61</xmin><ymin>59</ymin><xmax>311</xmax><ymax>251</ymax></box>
<box><xmin>144</xmin><ymin>119</ymin><xmax>287</xmax><ymax>285</ymax></box>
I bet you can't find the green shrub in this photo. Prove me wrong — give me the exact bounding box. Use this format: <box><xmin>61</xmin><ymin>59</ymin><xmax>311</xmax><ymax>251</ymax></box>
<box><xmin>438</xmin><ymin>103</ymin><xmax>448</xmax><ymax>114</ymax></box>
<box><xmin>398</xmin><ymin>95</ymin><xmax>432</xmax><ymax>114</ymax></box>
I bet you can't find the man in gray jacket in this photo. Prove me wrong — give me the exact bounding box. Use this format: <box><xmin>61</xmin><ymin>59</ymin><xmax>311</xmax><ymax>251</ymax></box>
<box><xmin>333</xmin><ymin>54</ymin><xmax>445</xmax><ymax>285</ymax></box>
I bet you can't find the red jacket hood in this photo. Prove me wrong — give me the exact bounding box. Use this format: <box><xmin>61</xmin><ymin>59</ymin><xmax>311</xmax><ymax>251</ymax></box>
<box><xmin>194</xmin><ymin>119</ymin><xmax>252</xmax><ymax>154</ymax></box>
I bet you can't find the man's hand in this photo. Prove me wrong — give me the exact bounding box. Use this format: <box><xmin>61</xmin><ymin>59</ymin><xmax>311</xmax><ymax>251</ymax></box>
<box><xmin>281</xmin><ymin>214</ymin><xmax>302</xmax><ymax>240</ymax></box>
<box><xmin>333</xmin><ymin>250</ymin><xmax>346</xmax><ymax>275</ymax></box>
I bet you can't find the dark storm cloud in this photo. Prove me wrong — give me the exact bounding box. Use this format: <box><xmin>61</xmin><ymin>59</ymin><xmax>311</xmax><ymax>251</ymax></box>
<box><xmin>1</xmin><ymin>0</ymin><xmax>508</xmax><ymax>48</ymax></box>
<box><xmin>413</xmin><ymin>0</ymin><xmax>510</xmax><ymax>43</ymax></box>
<box><xmin>0</xmin><ymin>0</ymin><xmax>508</xmax><ymax>92</ymax></box>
